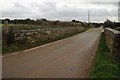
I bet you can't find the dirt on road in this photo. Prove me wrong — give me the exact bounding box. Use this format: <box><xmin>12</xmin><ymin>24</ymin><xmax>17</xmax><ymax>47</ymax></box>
<box><xmin>3</xmin><ymin>28</ymin><xmax>102</xmax><ymax>78</ymax></box>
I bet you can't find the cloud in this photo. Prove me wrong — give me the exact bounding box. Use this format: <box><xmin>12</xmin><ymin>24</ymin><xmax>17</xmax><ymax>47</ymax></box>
<box><xmin>1</xmin><ymin>0</ymin><xmax>119</xmax><ymax>22</ymax></box>
<box><xmin>89</xmin><ymin>2</ymin><xmax>118</xmax><ymax>6</ymax></box>
<box><xmin>2</xmin><ymin>2</ymin><xmax>31</xmax><ymax>18</ymax></box>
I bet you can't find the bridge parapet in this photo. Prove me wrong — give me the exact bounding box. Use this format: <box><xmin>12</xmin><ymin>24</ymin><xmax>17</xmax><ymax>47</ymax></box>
<box><xmin>104</xmin><ymin>28</ymin><xmax>120</xmax><ymax>61</ymax></box>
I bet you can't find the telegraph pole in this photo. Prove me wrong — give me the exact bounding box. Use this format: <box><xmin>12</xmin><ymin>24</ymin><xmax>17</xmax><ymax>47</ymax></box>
<box><xmin>118</xmin><ymin>1</ymin><xmax>120</xmax><ymax>22</ymax></box>
<box><xmin>88</xmin><ymin>9</ymin><xmax>90</xmax><ymax>24</ymax></box>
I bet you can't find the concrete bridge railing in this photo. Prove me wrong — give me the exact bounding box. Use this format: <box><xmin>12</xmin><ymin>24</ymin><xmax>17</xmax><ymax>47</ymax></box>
<box><xmin>104</xmin><ymin>28</ymin><xmax>120</xmax><ymax>61</ymax></box>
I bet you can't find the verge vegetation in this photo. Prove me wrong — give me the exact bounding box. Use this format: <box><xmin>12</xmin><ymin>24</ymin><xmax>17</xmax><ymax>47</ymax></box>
<box><xmin>90</xmin><ymin>33</ymin><xmax>119</xmax><ymax>78</ymax></box>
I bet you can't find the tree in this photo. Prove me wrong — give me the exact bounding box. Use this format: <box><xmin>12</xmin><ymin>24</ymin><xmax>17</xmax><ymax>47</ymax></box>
<box><xmin>103</xmin><ymin>19</ymin><xmax>114</xmax><ymax>28</ymax></box>
<box><xmin>72</xmin><ymin>19</ymin><xmax>79</xmax><ymax>23</ymax></box>
<box><xmin>41</xmin><ymin>18</ymin><xmax>47</xmax><ymax>22</ymax></box>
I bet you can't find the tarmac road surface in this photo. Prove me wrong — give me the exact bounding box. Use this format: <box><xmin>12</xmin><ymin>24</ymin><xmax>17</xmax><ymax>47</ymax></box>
<box><xmin>3</xmin><ymin>28</ymin><xmax>102</xmax><ymax>78</ymax></box>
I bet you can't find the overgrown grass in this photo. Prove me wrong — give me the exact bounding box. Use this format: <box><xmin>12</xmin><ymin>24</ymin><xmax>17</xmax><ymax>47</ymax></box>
<box><xmin>90</xmin><ymin>33</ymin><xmax>119</xmax><ymax>78</ymax></box>
<box><xmin>3</xmin><ymin>44</ymin><xmax>28</xmax><ymax>54</ymax></box>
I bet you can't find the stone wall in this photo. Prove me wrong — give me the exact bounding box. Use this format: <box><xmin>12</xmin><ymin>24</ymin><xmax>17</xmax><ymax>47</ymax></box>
<box><xmin>2</xmin><ymin>27</ymin><xmax>85</xmax><ymax>46</ymax></box>
<box><xmin>104</xmin><ymin>28</ymin><xmax>120</xmax><ymax>61</ymax></box>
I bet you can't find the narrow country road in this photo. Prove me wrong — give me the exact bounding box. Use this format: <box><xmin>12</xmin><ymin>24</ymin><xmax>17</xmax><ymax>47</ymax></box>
<box><xmin>3</xmin><ymin>28</ymin><xmax>102</xmax><ymax>78</ymax></box>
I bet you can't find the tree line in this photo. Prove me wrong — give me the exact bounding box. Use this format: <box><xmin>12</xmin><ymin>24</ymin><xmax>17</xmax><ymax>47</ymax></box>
<box><xmin>1</xmin><ymin>18</ymin><xmax>104</xmax><ymax>28</ymax></box>
<box><xmin>103</xmin><ymin>19</ymin><xmax>120</xmax><ymax>30</ymax></box>
<box><xmin>1</xmin><ymin>18</ymin><xmax>83</xmax><ymax>24</ymax></box>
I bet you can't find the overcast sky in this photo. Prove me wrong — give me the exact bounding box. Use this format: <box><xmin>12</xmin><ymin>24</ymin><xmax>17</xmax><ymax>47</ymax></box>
<box><xmin>0</xmin><ymin>0</ymin><xmax>119</xmax><ymax>22</ymax></box>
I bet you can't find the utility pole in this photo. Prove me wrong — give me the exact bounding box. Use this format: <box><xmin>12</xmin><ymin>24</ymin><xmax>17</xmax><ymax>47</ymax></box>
<box><xmin>88</xmin><ymin>9</ymin><xmax>90</xmax><ymax>24</ymax></box>
<box><xmin>118</xmin><ymin>1</ymin><xmax>120</xmax><ymax>22</ymax></box>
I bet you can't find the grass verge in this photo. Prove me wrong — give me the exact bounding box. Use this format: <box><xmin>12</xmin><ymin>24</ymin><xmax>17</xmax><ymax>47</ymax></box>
<box><xmin>90</xmin><ymin>32</ymin><xmax>119</xmax><ymax>78</ymax></box>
